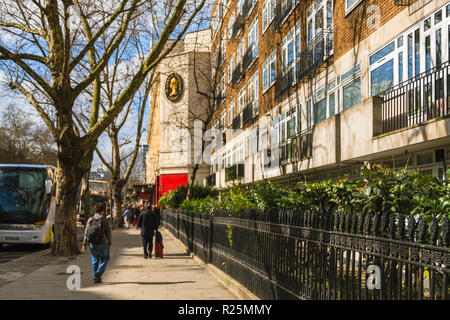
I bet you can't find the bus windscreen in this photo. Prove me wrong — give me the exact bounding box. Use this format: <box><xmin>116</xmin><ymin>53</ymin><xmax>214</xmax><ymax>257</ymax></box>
<box><xmin>0</xmin><ymin>167</ymin><xmax>49</xmax><ymax>224</ymax></box>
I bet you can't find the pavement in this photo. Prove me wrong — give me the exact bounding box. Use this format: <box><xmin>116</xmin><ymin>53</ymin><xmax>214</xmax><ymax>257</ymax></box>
<box><xmin>0</xmin><ymin>226</ymin><xmax>237</xmax><ymax>300</ymax></box>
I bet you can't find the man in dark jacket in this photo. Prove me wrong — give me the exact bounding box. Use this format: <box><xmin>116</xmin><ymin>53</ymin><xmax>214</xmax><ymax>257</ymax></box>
<box><xmin>136</xmin><ymin>204</ymin><xmax>160</xmax><ymax>259</ymax></box>
<box><xmin>82</xmin><ymin>203</ymin><xmax>112</xmax><ymax>283</ymax></box>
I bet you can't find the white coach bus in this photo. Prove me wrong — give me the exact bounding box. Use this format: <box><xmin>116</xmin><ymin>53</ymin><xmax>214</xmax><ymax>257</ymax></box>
<box><xmin>0</xmin><ymin>164</ymin><xmax>56</xmax><ymax>247</ymax></box>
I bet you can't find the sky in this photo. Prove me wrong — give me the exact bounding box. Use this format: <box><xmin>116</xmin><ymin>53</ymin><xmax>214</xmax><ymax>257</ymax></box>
<box><xmin>0</xmin><ymin>0</ymin><xmax>214</xmax><ymax>172</ymax></box>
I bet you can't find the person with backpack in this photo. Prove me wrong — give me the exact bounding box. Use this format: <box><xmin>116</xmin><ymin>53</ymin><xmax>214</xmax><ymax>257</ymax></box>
<box><xmin>136</xmin><ymin>204</ymin><xmax>160</xmax><ymax>259</ymax></box>
<box><xmin>82</xmin><ymin>203</ymin><xmax>112</xmax><ymax>284</ymax></box>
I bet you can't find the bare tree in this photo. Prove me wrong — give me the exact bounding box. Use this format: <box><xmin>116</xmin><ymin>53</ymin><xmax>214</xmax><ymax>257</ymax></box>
<box><xmin>0</xmin><ymin>0</ymin><xmax>206</xmax><ymax>256</ymax></box>
<box><xmin>0</xmin><ymin>104</ymin><xmax>58</xmax><ymax>165</ymax></box>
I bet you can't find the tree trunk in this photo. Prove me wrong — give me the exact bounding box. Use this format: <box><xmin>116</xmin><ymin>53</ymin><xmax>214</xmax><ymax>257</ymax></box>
<box><xmin>112</xmin><ymin>186</ymin><xmax>124</xmax><ymax>229</ymax></box>
<box><xmin>187</xmin><ymin>163</ymin><xmax>200</xmax><ymax>200</ymax></box>
<box><xmin>51</xmin><ymin>166</ymin><xmax>83</xmax><ymax>256</ymax></box>
<box><xmin>78</xmin><ymin>172</ymin><xmax>90</xmax><ymax>223</ymax></box>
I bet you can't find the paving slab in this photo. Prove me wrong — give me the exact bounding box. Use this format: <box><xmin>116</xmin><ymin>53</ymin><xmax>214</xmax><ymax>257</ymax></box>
<box><xmin>0</xmin><ymin>227</ymin><xmax>236</xmax><ymax>300</ymax></box>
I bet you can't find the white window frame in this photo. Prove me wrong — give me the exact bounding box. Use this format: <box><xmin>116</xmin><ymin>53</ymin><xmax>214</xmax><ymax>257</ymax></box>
<box><xmin>228</xmin><ymin>10</ymin><xmax>235</xmax><ymax>41</ymax></box>
<box><xmin>369</xmin><ymin>4</ymin><xmax>450</xmax><ymax>97</ymax></box>
<box><xmin>228</xmin><ymin>100</ymin><xmax>235</xmax><ymax>126</ymax></box>
<box><xmin>248</xmin><ymin>16</ymin><xmax>259</xmax><ymax>60</ymax></box>
<box><xmin>237</xmin><ymin>38</ymin><xmax>246</xmax><ymax>65</ymax></box>
<box><xmin>281</xmin><ymin>22</ymin><xmax>300</xmax><ymax>81</ymax></box>
<box><xmin>248</xmin><ymin>71</ymin><xmax>259</xmax><ymax>116</ymax></box>
<box><xmin>263</xmin><ymin>50</ymin><xmax>277</xmax><ymax>93</ymax></box>
<box><xmin>345</xmin><ymin>0</ymin><xmax>363</xmax><ymax>16</ymax></box>
<box><xmin>262</xmin><ymin>0</ymin><xmax>276</xmax><ymax>33</ymax></box>
<box><xmin>228</xmin><ymin>54</ymin><xmax>235</xmax><ymax>84</ymax></box>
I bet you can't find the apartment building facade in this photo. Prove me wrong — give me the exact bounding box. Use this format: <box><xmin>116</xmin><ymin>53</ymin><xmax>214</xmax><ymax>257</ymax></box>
<box><xmin>206</xmin><ymin>0</ymin><xmax>450</xmax><ymax>187</ymax></box>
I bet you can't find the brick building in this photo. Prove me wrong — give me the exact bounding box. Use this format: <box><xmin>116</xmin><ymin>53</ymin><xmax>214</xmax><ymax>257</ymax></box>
<box><xmin>206</xmin><ymin>0</ymin><xmax>450</xmax><ymax>187</ymax></box>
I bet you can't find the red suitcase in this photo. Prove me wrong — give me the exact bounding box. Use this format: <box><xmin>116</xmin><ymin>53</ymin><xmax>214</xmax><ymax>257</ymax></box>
<box><xmin>155</xmin><ymin>241</ymin><xmax>164</xmax><ymax>258</ymax></box>
<box><xmin>155</xmin><ymin>231</ymin><xmax>164</xmax><ymax>258</ymax></box>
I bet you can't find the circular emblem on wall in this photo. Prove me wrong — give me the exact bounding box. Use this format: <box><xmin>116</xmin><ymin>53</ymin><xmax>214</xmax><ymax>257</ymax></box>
<box><xmin>165</xmin><ymin>73</ymin><xmax>184</xmax><ymax>103</ymax></box>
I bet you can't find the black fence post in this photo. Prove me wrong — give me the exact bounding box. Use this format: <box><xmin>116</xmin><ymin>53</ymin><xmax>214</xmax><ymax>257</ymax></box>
<box><xmin>176</xmin><ymin>209</ymin><xmax>180</xmax><ymax>239</ymax></box>
<box><xmin>209</xmin><ymin>213</ymin><xmax>214</xmax><ymax>264</ymax></box>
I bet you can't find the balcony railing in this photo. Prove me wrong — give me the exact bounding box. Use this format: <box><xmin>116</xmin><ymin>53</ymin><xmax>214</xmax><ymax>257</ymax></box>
<box><xmin>232</xmin><ymin>112</ymin><xmax>242</xmax><ymax>132</ymax></box>
<box><xmin>242</xmin><ymin>48</ymin><xmax>256</xmax><ymax>72</ymax></box>
<box><xmin>274</xmin><ymin>30</ymin><xmax>333</xmax><ymax>101</ymax></box>
<box><xmin>225</xmin><ymin>163</ymin><xmax>245</xmax><ymax>181</ymax></box>
<box><xmin>268</xmin><ymin>129</ymin><xmax>313</xmax><ymax>167</ymax></box>
<box><xmin>394</xmin><ymin>0</ymin><xmax>416</xmax><ymax>5</ymax></box>
<box><xmin>380</xmin><ymin>61</ymin><xmax>450</xmax><ymax>135</ymax></box>
<box><xmin>215</xmin><ymin>94</ymin><xmax>225</xmax><ymax>109</ymax></box>
<box><xmin>232</xmin><ymin>14</ymin><xmax>245</xmax><ymax>40</ymax></box>
<box><xmin>232</xmin><ymin>62</ymin><xmax>243</xmax><ymax>87</ymax></box>
<box><xmin>206</xmin><ymin>174</ymin><xmax>216</xmax><ymax>186</ymax></box>
<box><xmin>242</xmin><ymin>0</ymin><xmax>253</xmax><ymax>17</ymax></box>
<box><xmin>273</xmin><ymin>0</ymin><xmax>294</xmax><ymax>31</ymax></box>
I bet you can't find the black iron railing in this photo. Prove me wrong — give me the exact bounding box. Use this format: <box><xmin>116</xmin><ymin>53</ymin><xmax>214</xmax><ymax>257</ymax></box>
<box><xmin>380</xmin><ymin>61</ymin><xmax>449</xmax><ymax>134</ymax></box>
<box><xmin>232</xmin><ymin>62</ymin><xmax>243</xmax><ymax>87</ymax></box>
<box><xmin>224</xmin><ymin>163</ymin><xmax>245</xmax><ymax>181</ymax></box>
<box><xmin>273</xmin><ymin>0</ymin><xmax>294</xmax><ymax>31</ymax></box>
<box><xmin>242</xmin><ymin>0</ymin><xmax>253</xmax><ymax>17</ymax></box>
<box><xmin>269</xmin><ymin>129</ymin><xmax>313</xmax><ymax>166</ymax></box>
<box><xmin>162</xmin><ymin>208</ymin><xmax>450</xmax><ymax>300</ymax></box>
<box><xmin>243</xmin><ymin>47</ymin><xmax>257</xmax><ymax>72</ymax></box>
<box><xmin>206</xmin><ymin>174</ymin><xmax>216</xmax><ymax>186</ymax></box>
<box><xmin>394</xmin><ymin>0</ymin><xmax>417</xmax><ymax>5</ymax></box>
<box><xmin>274</xmin><ymin>30</ymin><xmax>333</xmax><ymax>101</ymax></box>
<box><xmin>232</xmin><ymin>14</ymin><xmax>245</xmax><ymax>40</ymax></box>
<box><xmin>232</xmin><ymin>112</ymin><xmax>242</xmax><ymax>132</ymax></box>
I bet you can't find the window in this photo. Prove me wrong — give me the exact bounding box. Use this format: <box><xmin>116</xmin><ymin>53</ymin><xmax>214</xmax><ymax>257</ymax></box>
<box><xmin>307</xmin><ymin>0</ymin><xmax>333</xmax><ymax>42</ymax></box>
<box><xmin>343</xmin><ymin>77</ymin><xmax>361</xmax><ymax>110</ymax></box>
<box><xmin>306</xmin><ymin>0</ymin><xmax>333</xmax><ymax>67</ymax></box>
<box><xmin>238</xmin><ymin>88</ymin><xmax>246</xmax><ymax>116</ymax></box>
<box><xmin>314</xmin><ymin>97</ymin><xmax>327</xmax><ymax>123</ymax></box>
<box><xmin>228</xmin><ymin>54</ymin><xmax>235</xmax><ymax>84</ymax></box>
<box><xmin>282</xmin><ymin>22</ymin><xmax>300</xmax><ymax>81</ymax></box>
<box><xmin>263</xmin><ymin>50</ymin><xmax>277</xmax><ymax>92</ymax></box>
<box><xmin>345</xmin><ymin>0</ymin><xmax>362</xmax><ymax>15</ymax></box>
<box><xmin>228</xmin><ymin>10</ymin><xmax>235</xmax><ymax>40</ymax></box>
<box><xmin>270</xmin><ymin>107</ymin><xmax>298</xmax><ymax>146</ymax></box>
<box><xmin>262</xmin><ymin>0</ymin><xmax>276</xmax><ymax>32</ymax></box>
<box><xmin>370</xmin><ymin>41</ymin><xmax>396</xmax><ymax>96</ymax></box>
<box><xmin>248</xmin><ymin>71</ymin><xmax>259</xmax><ymax>116</ymax></box>
<box><xmin>370</xmin><ymin>4</ymin><xmax>450</xmax><ymax>96</ymax></box>
<box><xmin>228</xmin><ymin>101</ymin><xmax>235</xmax><ymax>126</ymax></box>
<box><xmin>237</xmin><ymin>38</ymin><xmax>246</xmax><ymax>65</ymax></box>
<box><xmin>248</xmin><ymin>17</ymin><xmax>259</xmax><ymax>59</ymax></box>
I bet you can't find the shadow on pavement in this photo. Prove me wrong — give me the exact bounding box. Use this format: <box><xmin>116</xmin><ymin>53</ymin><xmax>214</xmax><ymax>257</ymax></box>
<box><xmin>102</xmin><ymin>281</ymin><xmax>196</xmax><ymax>286</ymax></box>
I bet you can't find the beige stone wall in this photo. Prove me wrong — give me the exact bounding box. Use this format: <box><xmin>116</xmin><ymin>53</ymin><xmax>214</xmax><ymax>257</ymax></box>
<box><xmin>146</xmin><ymin>29</ymin><xmax>212</xmax><ymax>185</ymax></box>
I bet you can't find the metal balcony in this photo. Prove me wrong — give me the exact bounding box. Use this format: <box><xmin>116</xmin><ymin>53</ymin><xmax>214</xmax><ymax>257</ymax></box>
<box><xmin>381</xmin><ymin>61</ymin><xmax>450</xmax><ymax>134</ymax></box>
<box><xmin>232</xmin><ymin>15</ymin><xmax>245</xmax><ymax>40</ymax></box>
<box><xmin>225</xmin><ymin>163</ymin><xmax>245</xmax><ymax>181</ymax></box>
<box><xmin>242</xmin><ymin>47</ymin><xmax>257</xmax><ymax>72</ymax></box>
<box><xmin>394</xmin><ymin>0</ymin><xmax>416</xmax><ymax>5</ymax></box>
<box><xmin>274</xmin><ymin>30</ymin><xmax>333</xmax><ymax>101</ymax></box>
<box><xmin>232</xmin><ymin>62</ymin><xmax>243</xmax><ymax>87</ymax></box>
<box><xmin>232</xmin><ymin>113</ymin><xmax>242</xmax><ymax>131</ymax></box>
<box><xmin>273</xmin><ymin>0</ymin><xmax>294</xmax><ymax>31</ymax></box>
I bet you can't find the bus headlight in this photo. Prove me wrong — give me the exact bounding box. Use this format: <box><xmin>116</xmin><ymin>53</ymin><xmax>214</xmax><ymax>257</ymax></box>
<box><xmin>32</xmin><ymin>221</ymin><xmax>45</xmax><ymax>230</ymax></box>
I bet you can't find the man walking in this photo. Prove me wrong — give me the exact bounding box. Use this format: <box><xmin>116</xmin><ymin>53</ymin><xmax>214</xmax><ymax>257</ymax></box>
<box><xmin>136</xmin><ymin>204</ymin><xmax>160</xmax><ymax>259</ymax></box>
<box><xmin>82</xmin><ymin>203</ymin><xmax>112</xmax><ymax>284</ymax></box>
<box><xmin>123</xmin><ymin>205</ymin><xmax>132</xmax><ymax>229</ymax></box>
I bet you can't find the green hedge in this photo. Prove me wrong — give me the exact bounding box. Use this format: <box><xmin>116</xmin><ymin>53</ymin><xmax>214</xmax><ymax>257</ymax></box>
<box><xmin>159</xmin><ymin>167</ymin><xmax>450</xmax><ymax>221</ymax></box>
